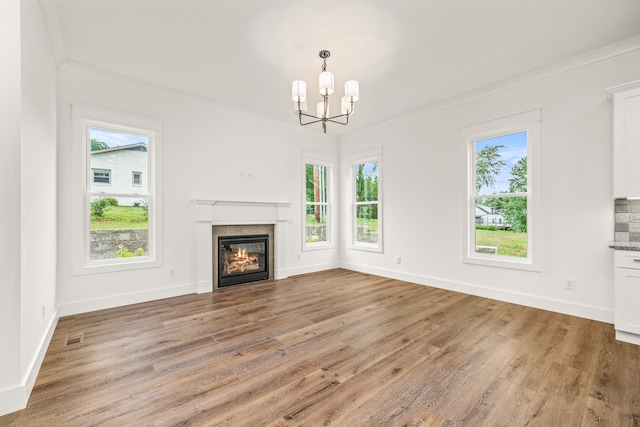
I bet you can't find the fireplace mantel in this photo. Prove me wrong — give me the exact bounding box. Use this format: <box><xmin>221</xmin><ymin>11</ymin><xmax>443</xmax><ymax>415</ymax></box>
<box><xmin>192</xmin><ymin>199</ymin><xmax>291</xmax><ymax>293</ymax></box>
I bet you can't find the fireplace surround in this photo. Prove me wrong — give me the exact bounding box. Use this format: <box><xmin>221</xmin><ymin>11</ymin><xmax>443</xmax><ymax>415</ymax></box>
<box><xmin>193</xmin><ymin>200</ymin><xmax>290</xmax><ymax>292</ymax></box>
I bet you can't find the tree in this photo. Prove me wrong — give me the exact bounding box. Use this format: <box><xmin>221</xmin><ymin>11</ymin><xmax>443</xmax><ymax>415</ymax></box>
<box><xmin>355</xmin><ymin>162</ymin><xmax>378</xmax><ymax>220</ymax></box>
<box><xmin>91</xmin><ymin>139</ymin><xmax>109</xmax><ymax>151</ymax></box>
<box><xmin>502</xmin><ymin>157</ymin><xmax>528</xmax><ymax>232</ymax></box>
<box><xmin>476</xmin><ymin>145</ymin><xmax>506</xmax><ymax>193</ymax></box>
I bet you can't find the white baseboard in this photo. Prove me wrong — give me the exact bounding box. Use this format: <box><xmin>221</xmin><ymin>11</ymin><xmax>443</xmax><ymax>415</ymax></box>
<box><xmin>340</xmin><ymin>262</ymin><xmax>614</xmax><ymax>324</ymax></box>
<box><xmin>58</xmin><ymin>282</ymin><xmax>198</xmax><ymax>317</ymax></box>
<box><xmin>280</xmin><ymin>261</ymin><xmax>341</xmax><ymax>278</ymax></box>
<box><xmin>615</xmin><ymin>329</ymin><xmax>640</xmax><ymax>345</ymax></box>
<box><xmin>0</xmin><ymin>308</ymin><xmax>59</xmax><ymax>417</ymax></box>
<box><xmin>0</xmin><ymin>385</ymin><xmax>26</xmax><ymax>417</ymax></box>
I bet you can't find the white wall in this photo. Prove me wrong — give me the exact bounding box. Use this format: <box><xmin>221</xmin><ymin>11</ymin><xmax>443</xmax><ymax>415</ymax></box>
<box><xmin>0</xmin><ymin>0</ymin><xmax>58</xmax><ymax>416</ymax></box>
<box><xmin>56</xmin><ymin>68</ymin><xmax>341</xmax><ymax>314</ymax></box>
<box><xmin>0</xmin><ymin>0</ymin><xmax>24</xmax><ymax>414</ymax></box>
<box><xmin>339</xmin><ymin>49</ymin><xmax>640</xmax><ymax>322</ymax></box>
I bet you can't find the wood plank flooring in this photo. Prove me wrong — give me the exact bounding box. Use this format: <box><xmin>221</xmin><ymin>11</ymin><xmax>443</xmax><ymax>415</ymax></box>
<box><xmin>2</xmin><ymin>269</ymin><xmax>640</xmax><ymax>426</ymax></box>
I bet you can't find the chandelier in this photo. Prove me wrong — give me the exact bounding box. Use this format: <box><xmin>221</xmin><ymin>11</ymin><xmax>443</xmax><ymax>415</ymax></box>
<box><xmin>291</xmin><ymin>50</ymin><xmax>360</xmax><ymax>134</ymax></box>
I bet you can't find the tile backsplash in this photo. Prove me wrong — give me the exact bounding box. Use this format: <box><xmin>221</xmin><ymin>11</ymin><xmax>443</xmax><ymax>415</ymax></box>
<box><xmin>615</xmin><ymin>198</ymin><xmax>640</xmax><ymax>242</ymax></box>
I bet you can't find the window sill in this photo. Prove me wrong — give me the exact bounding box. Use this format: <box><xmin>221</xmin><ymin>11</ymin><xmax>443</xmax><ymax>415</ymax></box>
<box><xmin>73</xmin><ymin>257</ymin><xmax>161</xmax><ymax>276</ymax></box>
<box><xmin>462</xmin><ymin>255</ymin><xmax>541</xmax><ymax>272</ymax></box>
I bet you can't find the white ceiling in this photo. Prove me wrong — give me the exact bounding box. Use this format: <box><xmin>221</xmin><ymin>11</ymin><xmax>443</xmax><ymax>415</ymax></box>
<box><xmin>44</xmin><ymin>0</ymin><xmax>640</xmax><ymax>134</ymax></box>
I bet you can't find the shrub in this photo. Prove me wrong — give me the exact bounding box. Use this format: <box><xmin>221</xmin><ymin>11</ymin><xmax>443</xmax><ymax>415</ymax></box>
<box><xmin>91</xmin><ymin>198</ymin><xmax>108</xmax><ymax>218</ymax></box>
<box><xmin>103</xmin><ymin>197</ymin><xmax>119</xmax><ymax>206</ymax></box>
<box><xmin>116</xmin><ymin>244</ymin><xmax>146</xmax><ymax>258</ymax></box>
<box><xmin>140</xmin><ymin>199</ymin><xmax>148</xmax><ymax>220</ymax></box>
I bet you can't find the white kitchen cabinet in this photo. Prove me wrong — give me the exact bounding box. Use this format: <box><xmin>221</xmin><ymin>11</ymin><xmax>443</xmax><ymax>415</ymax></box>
<box><xmin>609</xmin><ymin>81</ymin><xmax>640</xmax><ymax>198</ymax></box>
<box><xmin>614</xmin><ymin>250</ymin><xmax>640</xmax><ymax>345</ymax></box>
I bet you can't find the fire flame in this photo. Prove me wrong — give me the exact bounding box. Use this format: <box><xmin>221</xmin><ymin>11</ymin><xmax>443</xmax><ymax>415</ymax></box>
<box><xmin>237</xmin><ymin>247</ymin><xmax>249</xmax><ymax>260</ymax></box>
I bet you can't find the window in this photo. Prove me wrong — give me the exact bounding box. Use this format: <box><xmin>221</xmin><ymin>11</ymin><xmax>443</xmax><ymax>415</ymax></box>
<box><xmin>72</xmin><ymin>105</ymin><xmax>162</xmax><ymax>274</ymax></box>
<box><xmin>351</xmin><ymin>150</ymin><xmax>382</xmax><ymax>252</ymax></box>
<box><xmin>92</xmin><ymin>169</ymin><xmax>111</xmax><ymax>184</ymax></box>
<box><xmin>304</xmin><ymin>162</ymin><xmax>331</xmax><ymax>248</ymax></box>
<box><xmin>132</xmin><ymin>171</ymin><xmax>142</xmax><ymax>186</ymax></box>
<box><xmin>461</xmin><ymin>109</ymin><xmax>541</xmax><ymax>270</ymax></box>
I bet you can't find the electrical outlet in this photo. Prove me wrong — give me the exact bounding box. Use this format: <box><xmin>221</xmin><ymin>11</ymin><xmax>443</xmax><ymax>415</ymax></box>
<box><xmin>396</xmin><ymin>256</ymin><xmax>402</xmax><ymax>264</ymax></box>
<box><xmin>42</xmin><ymin>303</ymin><xmax>45</xmax><ymax>319</ymax></box>
<box><xmin>170</xmin><ymin>268</ymin><xmax>176</xmax><ymax>277</ymax></box>
<box><xmin>565</xmin><ymin>279</ymin><xmax>575</xmax><ymax>290</ymax></box>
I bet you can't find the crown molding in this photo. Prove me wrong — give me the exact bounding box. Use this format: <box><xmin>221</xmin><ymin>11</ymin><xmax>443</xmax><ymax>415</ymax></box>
<box><xmin>343</xmin><ymin>35</ymin><xmax>640</xmax><ymax>139</ymax></box>
<box><xmin>58</xmin><ymin>60</ymin><xmax>330</xmax><ymax>138</ymax></box>
<box><xmin>38</xmin><ymin>0</ymin><xmax>67</xmax><ymax>67</ymax></box>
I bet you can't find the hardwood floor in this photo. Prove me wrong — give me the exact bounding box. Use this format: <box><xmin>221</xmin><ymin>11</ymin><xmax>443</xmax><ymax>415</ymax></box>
<box><xmin>2</xmin><ymin>269</ymin><xmax>639</xmax><ymax>426</ymax></box>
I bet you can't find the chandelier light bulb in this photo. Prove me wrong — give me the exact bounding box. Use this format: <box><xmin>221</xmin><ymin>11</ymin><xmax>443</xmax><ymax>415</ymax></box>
<box><xmin>292</xmin><ymin>80</ymin><xmax>307</xmax><ymax>101</ymax></box>
<box><xmin>317</xmin><ymin>101</ymin><xmax>328</xmax><ymax>118</ymax></box>
<box><xmin>344</xmin><ymin>80</ymin><xmax>360</xmax><ymax>102</ymax></box>
<box><xmin>341</xmin><ymin>97</ymin><xmax>354</xmax><ymax>115</ymax></box>
<box><xmin>318</xmin><ymin>71</ymin><xmax>334</xmax><ymax>96</ymax></box>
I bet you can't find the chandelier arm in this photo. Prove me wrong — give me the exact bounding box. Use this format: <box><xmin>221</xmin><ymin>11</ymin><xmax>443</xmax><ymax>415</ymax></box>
<box><xmin>298</xmin><ymin>112</ymin><xmax>324</xmax><ymax>126</ymax></box>
<box><xmin>326</xmin><ymin>117</ymin><xmax>350</xmax><ymax>126</ymax></box>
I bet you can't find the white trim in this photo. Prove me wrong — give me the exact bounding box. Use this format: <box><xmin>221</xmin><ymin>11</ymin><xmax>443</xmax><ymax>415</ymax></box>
<box><xmin>615</xmin><ymin>329</ymin><xmax>640</xmax><ymax>346</ymax></box>
<box><xmin>60</xmin><ymin>61</ymin><xmax>312</xmax><ymax>135</ymax></box>
<box><xmin>37</xmin><ymin>0</ymin><xmax>67</xmax><ymax>67</ymax></box>
<box><xmin>57</xmin><ymin>283</ymin><xmax>196</xmax><ymax>317</ymax></box>
<box><xmin>460</xmin><ymin>109</ymin><xmax>542</xmax><ymax>271</ymax></box>
<box><xmin>280</xmin><ymin>261</ymin><xmax>342</xmax><ymax>278</ymax></box>
<box><xmin>302</xmin><ymin>153</ymin><xmax>336</xmax><ymax>251</ymax></box>
<box><xmin>191</xmin><ymin>199</ymin><xmax>291</xmax><ymax>293</ymax></box>
<box><xmin>344</xmin><ymin>35</ymin><xmax>640</xmax><ymax>137</ymax></box>
<box><xmin>340</xmin><ymin>261</ymin><xmax>613</xmax><ymax>324</ymax></box>
<box><xmin>71</xmin><ymin>104</ymin><xmax>163</xmax><ymax>275</ymax></box>
<box><xmin>347</xmin><ymin>148</ymin><xmax>383</xmax><ymax>253</ymax></box>
<box><xmin>0</xmin><ymin>308</ymin><xmax>58</xmax><ymax>417</ymax></box>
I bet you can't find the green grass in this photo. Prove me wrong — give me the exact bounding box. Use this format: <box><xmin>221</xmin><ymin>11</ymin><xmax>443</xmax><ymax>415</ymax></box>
<box><xmin>91</xmin><ymin>206</ymin><xmax>148</xmax><ymax>230</ymax></box>
<box><xmin>476</xmin><ymin>228</ymin><xmax>527</xmax><ymax>257</ymax></box>
<box><xmin>356</xmin><ymin>217</ymin><xmax>378</xmax><ymax>232</ymax></box>
<box><xmin>305</xmin><ymin>214</ymin><xmax>327</xmax><ymax>226</ymax></box>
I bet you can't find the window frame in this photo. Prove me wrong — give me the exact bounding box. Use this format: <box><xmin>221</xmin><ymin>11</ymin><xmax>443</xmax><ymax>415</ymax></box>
<box><xmin>92</xmin><ymin>168</ymin><xmax>111</xmax><ymax>185</ymax></box>
<box><xmin>71</xmin><ymin>104</ymin><xmax>163</xmax><ymax>275</ymax></box>
<box><xmin>302</xmin><ymin>153</ymin><xmax>335</xmax><ymax>251</ymax></box>
<box><xmin>132</xmin><ymin>171</ymin><xmax>142</xmax><ymax>186</ymax></box>
<box><xmin>460</xmin><ymin>109</ymin><xmax>541</xmax><ymax>271</ymax></box>
<box><xmin>349</xmin><ymin>148</ymin><xmax>383</xmax><ymax>253</ymax></box>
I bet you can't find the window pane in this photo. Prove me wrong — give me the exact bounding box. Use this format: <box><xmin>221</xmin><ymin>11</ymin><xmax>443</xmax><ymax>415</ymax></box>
<box><xmin>90</xmin><ymin>196</ymin><xmax>149</xmax><ymax>260</ymax></box>
<box><xmin>355</xmin><ymin>161</ymin><xmax>378</xmax><ymax>202</ymax></box>
<box><xmin>306</xmin><ymin>203</ymin><xmax>328</xmax><ymax>243</ymax></box>
<box><xmin>90</xmin><ymin>128</ymin><xmax>149</xmax><ymax>195</ymax></box>
<box><xmin>475</xmin><ymin>132</ymin><xmax>527</xmax><ymax>195</ymax></box>
<box><xmin>306</xmin><ymin>164</ymin><xmax>327</xmax><ymax>203</ymax></box>
<box><xmin>475</xmin><ymin>197</ymin><xmax>527</xmax><ymax>257</ymax></box>
<box><xmin>132</xmin><ymin>171</ymin><xmax>142</xmax><ymax>186</ymax></box>
<box><xmin>356</xmin><ymin>203</ymin><xmax>378</xmax><ymax>244</ymax></box>
<box><xmin>92</xmin><ymin>169</ymin><xmax>111</xmax><ymax>184</ymax></box>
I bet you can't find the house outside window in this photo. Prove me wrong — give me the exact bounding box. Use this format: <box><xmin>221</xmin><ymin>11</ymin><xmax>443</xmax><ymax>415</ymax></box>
<box><xmin>461</xmin><ymin>109</ymin><xmax>541</xmax><ymax>271</ymax></box>
<box><xmin>72</xmin><ymin>105</ymin><xmax>163</xmax><ymax>274</ymax></box>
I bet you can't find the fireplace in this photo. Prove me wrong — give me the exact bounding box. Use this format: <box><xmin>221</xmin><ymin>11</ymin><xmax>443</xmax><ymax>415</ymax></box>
<box><xmin>218</xmin><ymin>234</ymin><xmax>269</xmax><ymax>287</ymax></box>
<box><xmin>192</xmin><ymin>200</ymin><xmax>290</xmax><ymax>293</ymax></box>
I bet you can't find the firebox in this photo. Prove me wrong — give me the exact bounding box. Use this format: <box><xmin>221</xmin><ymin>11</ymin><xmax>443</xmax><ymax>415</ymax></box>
<box><xmin>218</xmin><ymin>234</ymin><xmax>269</xmax><ymax>287</ymax></box>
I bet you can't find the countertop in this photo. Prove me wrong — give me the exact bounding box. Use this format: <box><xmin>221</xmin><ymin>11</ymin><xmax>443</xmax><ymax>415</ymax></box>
<box><xmin>609</xmin><ymin>241</ymin><xmax>640</xmax><ymax>251</ymax></box>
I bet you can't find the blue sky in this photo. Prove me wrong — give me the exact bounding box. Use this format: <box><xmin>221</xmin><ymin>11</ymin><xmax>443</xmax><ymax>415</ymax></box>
<box><xmin>476</xmin><ymin>131</ymin><xmax>527</xmax><ymax>194</ymax></box>
<box><xmin>90</xmin><ymin>127</ymin><xmax>148</xmax><ymax>148</ymax></box>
